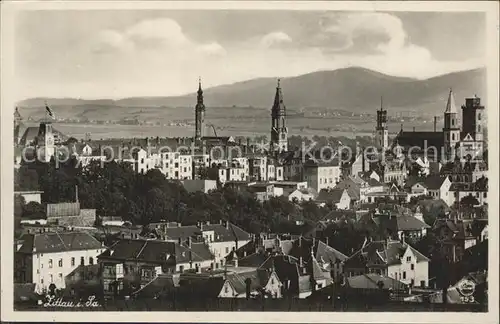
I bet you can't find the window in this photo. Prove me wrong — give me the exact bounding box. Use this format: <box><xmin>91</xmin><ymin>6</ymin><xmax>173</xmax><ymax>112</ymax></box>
<box><xmin>403</xmin><ymin>271</ymin><xmax>406</xmax><ymax>279</ymax></box>
<box><xmin>317</xmin><ymin>283</ymin><xmax>323</xmax><ymax>289</ymax></box>
<box><xmin>58</xmin><ymin>273</ymin><xmax>63</xmax><ymax>280</ymax></box>
<box><xmin>225</xmin><ymin>247</ymin><xmax>229</xmax><ymax>254</ymax></box>
<box><xmin>175</xmin><ymin>163</ymin><xmax>179</xmax><ymax>168</ymax></box>
<box><xmin>410</xmin><ymin>264</ymin><xmax>414</xmax><ymax>270</ymax></box>
<box><xmin>411</xmin><ymin>279</ymin><xmax>415</xmax><ymax>286</ymax></box>
<box><xmin>478</xmin><ymin>113</ymin><xmax>481</xmax><ymax>120</ymax></box>
<box><xmin>80</xmin><ymin>257</ymin><xmax>85</xmax><ymax>265</ymax></box>
<box><xmin>420</xmin><ymin>280</ymin><xmax>425</xmax><ymax>287</ymax></box>
<box><xmin>89</xmin><ymin>257</ymin><xmax>94</xmax><ymax>265</ymax></box>
<box><xmin>179</xmin><ymin>265</ymin><xmax>184</xmax><ymax>272</ymax></box>
<box><xmin>478</xmin><ymin>125</ymin><xmax>481</xmax><ymax>132</ymax></box>
<box><xmin>37</xmin><ymin>269</ymin><xmax>40</xmax><ymax>274</ymax></box>
<box><xmin>49</xmin><ymin>274</ymin><xmax>53</xmax><ymax>283</ymax></box>
<box><xmin>58</xmin><ymin>259</ymin><xmax>63</xmax><ymax>267</ymax></box>
<box><xmin>224</xmin><ymin>285</ymin><xmax>229</xmax><ymax>293</ymax></box>
<box><xmin>71</xmin><ymin>257</ymin><xmax>75</xmax><ymax>266</ymax></box>
<box><xmin>484</xmin><ymin>192</ymin><xmax>487</xmax><ymax>198</ymax></box>
<box><xmin>452</xmin><ymin>119</ymin><xmax>455</xmax><ymax>126</ymax></box>
<box><xmin>41</xmin><ymin>278</ymin><xmax>44</xmax><ymax>284</ymax></box>
<box><xmin>48</xmin><ymin>259</ymin><xmax>53</xmax><ymax>268</ymax></box>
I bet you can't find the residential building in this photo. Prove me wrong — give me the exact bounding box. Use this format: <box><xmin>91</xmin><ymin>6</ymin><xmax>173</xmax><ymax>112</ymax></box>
<box><xmin>423</xmin><ymin>175</ymin><xmax>453</xmax><ymax>206</ymax></box>
<box><xmin>15</xmin><ymin>231</ymin><xmax>104</xmax><ymax>293</ymax></box>
<box><xmin>200</xmin><ymin>221</ymin><xmax>252</xmax><ymax>262</ymax></box>
<box><xmin>303</xmin><ymin>159</ymin><xmax>341</xmax><ymax>193</ymax></box>
<box><xmin>344</xmin><ymin>239</ymin><xmax>429</xmax><ymax>287</ymax></box>
<box><xmin>316</xmin><ymin>188</ymin><xmax>351</xmax><ymax>209</ymax></box>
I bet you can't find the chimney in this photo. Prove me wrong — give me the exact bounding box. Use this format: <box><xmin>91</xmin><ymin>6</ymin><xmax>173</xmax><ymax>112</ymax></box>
<box><xmin>299</xmin><ymin>256</ymin><xmax>303</xmax><ymax>268</ymax></box>
<box><xmin>187</xmin><ymin>236</ymin><xmax>192</xmax><ymax>248</ymax></box>
<box><xmin>196</xmin><ymin>263</ymin><xmax>201</xmax><ymax>273</ymax></box>
<box><xmin>225</xmin><ymin>220</ymin><xmax>229</xmax><ymax>229</ymax></box>
<box><xmin>234</xmin><ymin>255</ymin><xmax>239</xmax><ymax>268</ymax></box>
<box><xmin>219</xmin><ymin>219</ymin><xmax>223</xmax><ymax>225</ymax></box>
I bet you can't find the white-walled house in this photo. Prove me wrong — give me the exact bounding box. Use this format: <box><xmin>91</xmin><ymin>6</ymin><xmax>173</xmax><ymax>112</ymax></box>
<box><xmin>344</xmin><ymin>240</ymin><xmax>429</xmax><ymax>288</ymax></box>
<box><xmin>15</xmin><ymin>231</ymin><xmax>105</xmax><ymax>293</ymax></box>
<box><xmin>423</xmin><ymin>176</ymin><xmax>453</xmax><ymax>206</ymax></box>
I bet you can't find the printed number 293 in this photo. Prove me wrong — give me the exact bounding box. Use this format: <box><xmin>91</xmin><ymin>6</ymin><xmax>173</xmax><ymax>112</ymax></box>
<box><xmin>461</xmin><ymin>296</ymin><xmax>475</xmax><ymax>303</ymax></box>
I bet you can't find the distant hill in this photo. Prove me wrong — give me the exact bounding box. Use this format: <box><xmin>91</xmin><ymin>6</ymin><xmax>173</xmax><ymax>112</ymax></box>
<box><xmin>17</xmin><ymin>67</ymin><xmax>486</xmax><ymax>119</ymax></box>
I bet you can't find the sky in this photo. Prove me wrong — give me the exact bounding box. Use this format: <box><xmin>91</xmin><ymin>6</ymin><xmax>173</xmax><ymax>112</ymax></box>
<box><xmin>14</xmin><ymin>10</ymin><xmax>486</xmax><ymax>100</ymax></box>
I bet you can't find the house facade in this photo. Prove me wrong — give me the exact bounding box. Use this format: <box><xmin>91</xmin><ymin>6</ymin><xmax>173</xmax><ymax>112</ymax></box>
<box><xmin>15</xmin><ymin>231</ymin><xmax>104</xmax><ymax>293</ymax></box>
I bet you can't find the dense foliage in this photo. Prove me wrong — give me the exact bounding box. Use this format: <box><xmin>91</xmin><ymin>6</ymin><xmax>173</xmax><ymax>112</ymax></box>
<box><xmin>14</xmin><ymin>158</ymin><xmax>333</xmax><ymax>234</ymax></box>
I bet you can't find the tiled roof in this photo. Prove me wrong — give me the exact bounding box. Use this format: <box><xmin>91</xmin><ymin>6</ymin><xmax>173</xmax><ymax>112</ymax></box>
<box><xmin>98</xmin><ymin>239</ymin><xmax>175</xmax><ymax>264</ymax></box>
<box><xmin>202</xmin><ymin>223</ymin><xmax>251</xmax><ymax>243</ymax></box>
<box><xmin>311</xmin><ymin>255</ymin><xmax>332</xmax><ymax>281</ymax></box>
<box><xmin>316</xmin><ymin>188</ymin><xmax>345</xmax><ymax>203</ymax></box>
<box><xmin>226</xmin><ymin>269</ymin><xmax>261</xmax><ymax>295</ymax></box>
<box><xmin>345</xmin><ymin>240</ymin><xmax>429</xmax><ymax>269</ymax></box>
<box><xmin>394</xmin><ymin>131</ymin><xmax>444</xmax><ymax>151</ymax></box>
<box><xmin>132</xmin><ymin>274</ymin><xmax>179</xmax><ymax>297</ymax></box>
<box><xmin>315</xmin><ymin>240</ymin><xmax>348</xmax><ymax>264</ymax></box>
<box><xmin>347</xmin><ymin>274</ymin><xmax>407</xmax><ymax>291</ymax></box>
<box><xmin>17</xmin><ymin>231</ymin><xmax>102</xmax><ymax>254</ymax></box>
<box><xmin>396</xmin><ymin>215</ymin><xmax>430</xmax><ymax>231</ymax></box>
<box><xmin>237</xmin><ymin>251</ymin><xmax>270</xmax><ymax>268</ymax></box>
<box><xmin>162</xmin><ymin>225</ymin><xmax>201</xmax><ymax>240</ymax></box>
<box><xmin>423</xmin><ymin>175</ymin><xmax>448</xmax><ymax>190</ymax></box>
<box><xmin>176</xmin><ymin>242</ymin><xmax>214</xmax><ymax>263</ymax></box>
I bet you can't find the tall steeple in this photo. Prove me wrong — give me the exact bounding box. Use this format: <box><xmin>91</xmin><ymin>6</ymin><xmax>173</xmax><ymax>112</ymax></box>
<box><xmin>270</xmin><ymin>78</ymin><xmax>288</xmax><ymax>153</ymax></box>
<box><xmin>443</xmin><ymin>88</ymin><xmax>460</xmax><ymax>159</ymax></box>
<box><xmin>375</xmin><ymin>96</ymin><xmax>389</xmax><ymax>151</ymax></box>
<box><xmin>195</xmin><ymin>77</ymin><xmax>206</xmax><ymax>141</ymax></box>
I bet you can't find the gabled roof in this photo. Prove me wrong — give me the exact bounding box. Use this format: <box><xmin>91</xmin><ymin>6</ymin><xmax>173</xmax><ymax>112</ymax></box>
<box><xmin>423</xmin><ymin>175</ymin><xmax>448</xmax><ymax>190</ymax></box>
<box><xmin>98</xmin><ymin>239</ymin><xmax>175</xmax><ymax>264</ymax></box>
<box><xmin>345</xmin><ymin>240</ymin><xmax>429</xmax><ymax>269</ymax></box>
<box><xmin>315</xmin><ymin>240</ymin><xmax>347</xmax><ymax>264</ymax></box>
<box><xmin>396</xmin><ymin>215</ymin><xmax>430</xmax><ymax>231</ymax></box>
<box><xmin>316</xmin><ymin>188</ymin><xmax>346</xmax><ymax>203</ymax></box>
<box><xmin>17</xmin><ymin>231</ymin><xmax>102</xmax><ymax>254</ymax></box>
<box><xmin>225</xmin><ymin>269</ymin><xmax>262</xmax><ymax>295</ymax></box>
<box><xmin>201</xmin><ymin>223</ymin><xmax>251</xmax><ymax>243</ymax></box>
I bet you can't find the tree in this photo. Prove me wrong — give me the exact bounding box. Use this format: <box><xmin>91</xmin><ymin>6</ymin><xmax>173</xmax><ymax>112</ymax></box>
<box><xmin>23</xmin><ymin>201</ymin><xmax>46</xmax><ymax>220</ymax></box>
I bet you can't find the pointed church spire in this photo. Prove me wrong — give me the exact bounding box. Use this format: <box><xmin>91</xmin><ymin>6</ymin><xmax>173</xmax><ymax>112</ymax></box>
<box><xmin>445</xmin><ymin>88</ymin><xmax>457</xmax><ymax>113</ymax></box>
<box><xmin>272</xmin><ymin>78</ymin><xmax>285</xmax><ymax>112</ymax></box>
<box><xmin>197</xmin><ymin>77</ymin><xmax>204</xmax><ymax>105</ymax></box>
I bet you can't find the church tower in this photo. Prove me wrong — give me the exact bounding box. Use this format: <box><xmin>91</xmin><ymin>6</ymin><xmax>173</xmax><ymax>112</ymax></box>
<box><xmin>195</xmin><ymin>78</ymin><xmax>206</xmax><ymax>141</ymax></box>
<box><xmin>270</xmin><ymin>79</ymin><xmax>288</xmax><ymax>153</ymax></box>
<box><xmin>36</xmin><ymin>122</ymin><xmax>55</xmax><ymax>162</ymax></box>
<box><xmin>36</xmin><ymin>103</ymin><xmax>56</xmax><ymax>162</ymax></box>
<box><xmin>462</xmin><ymin>95</ymin><xmax>484</xmax><ymax>142</ymax></box>
<box><xmin>443</xmin><ymin>89</ymin><xmax>461</xmax><ymax>159</ymax></box>
<box><xmin>375</xmin><ymin>97</ymin><xmax>389</xmax><ymax>151</ymax></box>
<box><xmin>14</xmin><ymin>107</ymin><xmax>22</xmax><ymax>145</ymax></box>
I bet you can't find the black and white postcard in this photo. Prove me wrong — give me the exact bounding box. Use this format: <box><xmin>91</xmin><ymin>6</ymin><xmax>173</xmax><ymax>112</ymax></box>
<box><xmin>1</xmin><ymin>1</ymin><xmax>498</xmax><ymax>323</ymax></box>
